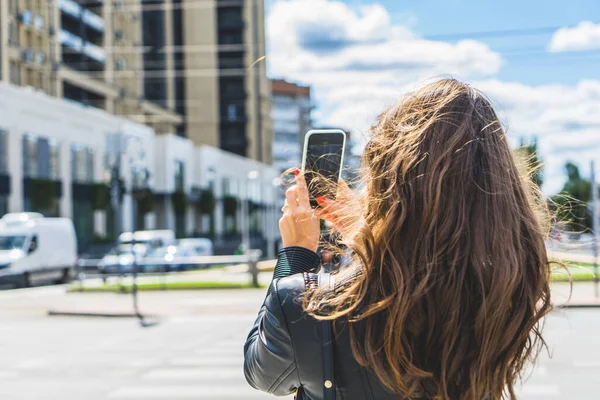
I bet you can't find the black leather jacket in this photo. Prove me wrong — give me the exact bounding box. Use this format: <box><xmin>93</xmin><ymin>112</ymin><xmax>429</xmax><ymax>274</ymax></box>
<box><xmin>244</xmin><ymin>247</ymin><xmax>400</xmax><ymax>400</ymax></box>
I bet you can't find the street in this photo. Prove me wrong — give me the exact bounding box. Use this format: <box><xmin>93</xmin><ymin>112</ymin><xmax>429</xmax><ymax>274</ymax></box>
<box><xmin>0</xmin><ymin>283</ymin><xmax>599</xmax><ymax>399</ymax></box>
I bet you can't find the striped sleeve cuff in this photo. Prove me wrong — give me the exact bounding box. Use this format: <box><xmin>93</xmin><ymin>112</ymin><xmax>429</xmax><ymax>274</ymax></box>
<box><xmin>273</xmin><ymin>246</ymin><xmax>320</xmax><ymax>279</ymax></box>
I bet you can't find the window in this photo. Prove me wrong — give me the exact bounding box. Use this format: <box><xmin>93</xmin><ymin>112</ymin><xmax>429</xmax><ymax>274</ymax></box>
<box><xmin>23</xmin><ymin>135</ymin><xmax>60</xmax><ymax>180</ymax></box>
<box><xmin>0</xmin><ymin>130</ymin><xmax>7</xmax><ymax>174</ymax></box>
<box><xmin>227</xmin><ymin>104</ymin><xmax>237</xmax><ymax>121</ymax></box>
<box><xmin>219</xmin><ymin>32</ymin><xmax>243</xmax><ymax>45</ymax></box>
<box><xmin>220</xmin><ymin>78</ymin><xmax>245</xmax><ymax>96</ymax></box>
<box><xmin>174</xmin><ymin>160</ymin><xmax>185</xmax><ymax>191</ymax></box>
<box><xmin>218</xmin><ymin>8</ymin><xmax>243</xmax><ymax>28</ymax></box>
<box><xmin>207</xmin><ymin>168</ymin><xmax>217</xmax><ymax>190</ymax></box>
<box><xmin>49</xmin><ymin>140</ymin><xmax>60</xmax><ymax>180</ymax></box>
<box><xmin>10</xmin><ymin>62</ymin><xmax>20</xmax><ymax>85</ymax></box>
<box><xmin>22</xmin><ymin>135</ymin><xmax>39</xmax><ymax>178</ymax></box>
<box><xmin>71</xmin><ymin>145</ymin><xmax>94</xmax><ymax>183</ymax></box>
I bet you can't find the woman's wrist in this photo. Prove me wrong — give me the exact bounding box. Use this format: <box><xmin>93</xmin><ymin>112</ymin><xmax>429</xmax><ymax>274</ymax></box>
<box><xmin>273</xmin><ymin>246</ymin><xmax>321</xmax><ymax>279</ymax></box>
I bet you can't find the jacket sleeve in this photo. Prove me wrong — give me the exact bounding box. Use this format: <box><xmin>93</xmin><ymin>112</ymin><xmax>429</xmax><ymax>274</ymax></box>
<box><xmin>243</xmin><ymin>247</ymin><xmax>320</xmax><ymax>395</ymax></box>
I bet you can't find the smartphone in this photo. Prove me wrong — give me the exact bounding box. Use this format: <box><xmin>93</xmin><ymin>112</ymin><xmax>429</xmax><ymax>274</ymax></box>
<box><xmin>301</xmin><ymin>129</ymin><xmax>346</xmax><ymax>208</ymax></box>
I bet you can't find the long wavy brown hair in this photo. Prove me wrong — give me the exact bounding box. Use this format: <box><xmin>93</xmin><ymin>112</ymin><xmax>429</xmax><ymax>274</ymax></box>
<box><xmin>306</xmin><ymin>78</ymin><xmax>553</xmax><ymax>399</ymax></box>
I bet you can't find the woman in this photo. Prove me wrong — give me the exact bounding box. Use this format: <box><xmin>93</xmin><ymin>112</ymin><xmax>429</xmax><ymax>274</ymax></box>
<box><xmin>244</xmin><ymin>79</ymin><xmax>552</xmax><ymax>399</ymax></box>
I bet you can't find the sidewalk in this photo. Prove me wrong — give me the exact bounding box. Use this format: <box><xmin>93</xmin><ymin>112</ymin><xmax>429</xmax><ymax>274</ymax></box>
<box><xmin>552</xmin><ymin>281</ymin><xmax>600</xmax><ymax>307</ymax></box>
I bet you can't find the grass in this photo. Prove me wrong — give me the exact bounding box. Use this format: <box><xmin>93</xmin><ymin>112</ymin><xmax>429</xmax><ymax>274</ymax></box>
<box><xmin>68</xmin><ymin>280</ymin><xmax>266</xmax><ymax>293</ymax></box>
<box><xmin>551</xmin><ymin>267</ymin><xmax>599</xmax><ymax>282</ymax></box>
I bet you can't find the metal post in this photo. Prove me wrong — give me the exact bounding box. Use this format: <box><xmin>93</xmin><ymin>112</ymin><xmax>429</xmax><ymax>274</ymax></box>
<box><xmin>110</xmin><ymin>164</ymin><xmax>121</xmax><ymax>246</ymax></box>
<box><xmin>591</xmin><ymin>161</ymin><xmax>599</xmax><ymax>298</ymax></box>
<box><xmin>241</xmin><ymin>180</ymin><xmax>250</xmax><ymax>254</ymax></box>
<box><xmin>249</xmin><ymin>251</ymin><xmax>259</xmax><ymax>288</ymax></box>
<box><xmin>131</xmin><ymin>234</ymin><xmax>140</xmax><ymax>318</ymax></box>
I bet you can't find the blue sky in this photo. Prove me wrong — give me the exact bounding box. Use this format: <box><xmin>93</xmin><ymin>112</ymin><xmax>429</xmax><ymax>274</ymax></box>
<box><xmin>378</xmin><ymin>0</ymin><xmax>600</xmax><ymax>85</ymax></box>
<box><xmin>265</xmin><ymin>0</ymin><xmax>600</xmax><ymax>193</ymax></box>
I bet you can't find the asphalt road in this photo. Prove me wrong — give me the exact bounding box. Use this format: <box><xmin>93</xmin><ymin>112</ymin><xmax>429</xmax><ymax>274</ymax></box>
<box><xmin>0</xmin><ymin>284</ymin><xmax>599</xmax><ymax>399</ymax></box>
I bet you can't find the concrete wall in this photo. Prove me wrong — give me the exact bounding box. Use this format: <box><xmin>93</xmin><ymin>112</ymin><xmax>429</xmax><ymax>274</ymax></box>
<box><xmin>0</xmin><ymin>82</ymin><xmax>281</xmax><ymax>255</ymax></box>
<box><xmin>182</xmin><ymin>0</ymin><xmax>219</xmax><ymax>148</ymax></box>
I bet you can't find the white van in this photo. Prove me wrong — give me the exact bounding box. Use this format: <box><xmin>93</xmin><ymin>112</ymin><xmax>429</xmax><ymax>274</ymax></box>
<box><xmin>0</xmin><ymin>213</ymin><xmax>77</xmax><ymax>287</ymax></box>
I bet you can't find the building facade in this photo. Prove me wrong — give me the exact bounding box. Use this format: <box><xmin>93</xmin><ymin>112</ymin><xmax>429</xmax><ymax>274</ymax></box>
<box><xmin>271</xmin><ymin>79</ymin><xmax>313</xmax><ymax>173</ymax></box>
<box><xmin>135</xmin><ymin>0</ymin><xmax>273</xmax><ymax>162</ymax></box>
<box><xmin>0</xmin><ymin>0</ymin><xmax>181</xmax><ymax>133</ymax></box>
<box><xmin>0</xmin><ymin>82</ymin><xmax>280</xmax><ymax>256</ymax></box>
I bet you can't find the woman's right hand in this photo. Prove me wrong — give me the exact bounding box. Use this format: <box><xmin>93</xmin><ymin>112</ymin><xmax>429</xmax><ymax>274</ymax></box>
<box><xmin>316</xmin><ymin>179</ymin><xmax>362</xmax><ymax>244</ymax></box>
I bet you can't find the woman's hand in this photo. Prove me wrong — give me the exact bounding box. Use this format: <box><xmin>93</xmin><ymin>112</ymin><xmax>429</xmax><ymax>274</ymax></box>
<box><xmin>279</xmin><ymin>171</ymin><xmax>320</xmax><ymax>252</ymax></box>
<box><xmin>316</xmin><ymin>179</ymin><xmax>362</xmax><ymax>245</ymax></box>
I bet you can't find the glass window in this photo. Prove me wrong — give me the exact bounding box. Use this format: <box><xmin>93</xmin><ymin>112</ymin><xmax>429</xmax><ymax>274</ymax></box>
<box><xmin>86</xmin><ymin>149</ymin><xmax>94</xmax><ymax>182</ymax></box>
<box><xmin>22</xmin><ymin>135</ymin><xmax>39</xmax><ymax>178</ymax></box>
<box><xmin>49</xmin><ymin>140</ymin><xmax>60</xmax><ymax>180</ymax></box>
<box><xmin>9</xmin><ymin>62</ymin><xmax>19</xmax><ymax>85</ymax></box>
<box><xmin>207</xmin><ymin>168</ymin><xmax>217</xmax><ymax>190</ymax></box>
<box><xmin>222</xmin><ymin>177</ymin><xmax>239</xmax><ymax>196</ymax></box>
<box><xmin>0</xmin><ymin>130</ymin><xmax>7</xmax><ymax>174</ymax></box>
<box><xmin>227</xmin><ymin>104</ymin><xmax>237</xmax><ymax>120</ymax></box>
<box><xmin>71</xmin><ymin>145</ymin><xmax>94</xmax><ymax>183</ymax></box>
<box><xmin>174</xmin><ymin>160</ymin><xmax>185</xmax><ymax>191</ymax></box>
<box><xmin>0</xmin><ymin>235</ymin><xmax>27</xmax><ymax>250</ymax></box>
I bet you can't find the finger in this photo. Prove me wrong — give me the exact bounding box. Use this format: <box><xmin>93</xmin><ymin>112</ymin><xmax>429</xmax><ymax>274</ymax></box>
<box><xmin>285</xmin><ymin>186</ymin><xmax>299</xmax><ymax>213</ymax></box>
<box><xmin>317</xmin><ymin>196</ymin><xmax>341</xmax><ymax>214</ymax></box>
<box><xmin>294</xmin><ymin>172</ymin><xmax>311</xmax><ymax>209</ymax></box>
<box><xmin>338</xmin><ymin>179</ymin><xmax>352</xmax><ymax>199</ymax></box>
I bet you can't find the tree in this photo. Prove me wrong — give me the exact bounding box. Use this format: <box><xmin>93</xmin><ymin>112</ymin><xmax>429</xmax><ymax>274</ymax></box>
<box><xmin>551</xmin><ymin>162</ymin><xmax>592</xmax><ymax>231</ymax></box>
<box><xmin>517</xmin><ymin>137</ymin><xmax>543</xmax><ymax>189</ymax></box>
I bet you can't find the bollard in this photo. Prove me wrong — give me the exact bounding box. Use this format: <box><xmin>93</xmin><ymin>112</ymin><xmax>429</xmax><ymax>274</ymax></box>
<box><xmin>248</xmin><ymin>251</ymin><xmax>260</xmax><ymax>288</ymax></box>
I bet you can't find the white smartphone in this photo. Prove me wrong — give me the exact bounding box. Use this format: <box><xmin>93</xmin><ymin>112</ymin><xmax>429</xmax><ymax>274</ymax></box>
<box><xmin>301</xmin><ymin>129</ymin><xmax>347</xmax><ymax>208</ymax></box>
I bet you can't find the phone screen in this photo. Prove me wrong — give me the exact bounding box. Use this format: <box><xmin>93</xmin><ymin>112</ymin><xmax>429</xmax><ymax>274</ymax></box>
<box><xmin>304</xmin><ymin>132</ymin><xmax>345</xmax><ymax>208</ymax></box>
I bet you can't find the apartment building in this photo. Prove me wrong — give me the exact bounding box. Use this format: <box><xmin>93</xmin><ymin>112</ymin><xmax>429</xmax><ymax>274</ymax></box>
<box><xmin>1</xmin><ymin>1</ymin><xmax>272</xmax><ymax>159</ymax></box>
<box><xmin>271</xmin><ymin>79</ymin><xmax>313</xmax><ymax>172</ymax></box>
<box><xmin>0</xmin><ymin>0</ymin><xmax>181</xmax><ymax>133</ymax></box>
<box><xmin>138</xmin><ymin>0</ymin><xmax>272</xmax><ymax>162</ymax></box>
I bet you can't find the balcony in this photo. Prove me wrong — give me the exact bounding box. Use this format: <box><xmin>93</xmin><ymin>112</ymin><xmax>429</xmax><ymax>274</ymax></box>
<box><xmin>59</xmin><ymin>0</ymin><xmax>80</xmax><ymax>18</ymax></box>
<box><xmin>59</xmin><ymin>0</ymin><xmax>105</xmax><ymax>31</ymax></box>
<box><xmin>83</xmin><ymin>10</ymin><xmax>105</xmax><ymax>32</ymax></box>
<box><xmin>83</xmin><ymin>42</ymin><xmax>106</xmax><ymax>63</ymax></box>
<box><xmin>59</xmin><ymin>29</ymin><xmax>83</xmax><ymax>51</ymax></box>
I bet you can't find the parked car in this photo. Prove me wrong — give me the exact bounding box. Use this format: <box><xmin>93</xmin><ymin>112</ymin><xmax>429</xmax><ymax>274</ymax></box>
<box><xmin>99</xmin><ymin>230</ymin><xmax>177</xmax><ymax>274</ymax></box>
<box><xmin>144</xmin><ymin>245</ymin><xmax>203</xmax><ymax>272</ymax></box>
<box><xmin>0</xmin><ymin>213</ymin><xmax>77</xmax><ymax>287</ymax></box>
<box><xmin>177</xmin><ymin>238</ymin><xmax>214</xmax><ymax>256</ymax></box>
<box><xmin>118</xmin><ymin>230</ymin><xmax>175</xmax><ymax>248</ymax></box>
<box><xmin>98</xmin><ymin>244</ymin><xmax>138</xmax><ymax>274</ymax></box>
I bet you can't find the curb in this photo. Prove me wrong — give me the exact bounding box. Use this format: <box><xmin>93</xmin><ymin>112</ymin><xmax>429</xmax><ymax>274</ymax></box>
<box><xmin>47</xmin><ymin>310</ymin><xmax>154</xmax><ymax>318</ymax></box>
<box><xmin>556</xmin><ymin>303</ymin><xmax>600</xmax><ymax>309</ymax></box>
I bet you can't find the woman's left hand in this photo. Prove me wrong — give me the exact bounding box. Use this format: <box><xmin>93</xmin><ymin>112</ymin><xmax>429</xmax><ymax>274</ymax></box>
<box><xmin>279</xmin><ymin>171</ymin><xmax>320</xmax><ymax>252</ymax></box>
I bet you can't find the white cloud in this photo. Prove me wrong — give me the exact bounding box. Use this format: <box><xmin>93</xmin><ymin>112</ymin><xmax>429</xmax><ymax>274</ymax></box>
<box><xmin>474</xmin><ymin>80</ymin><xmax>600</xmax><ymax>193</ymax></box>
<box><xmin>266</xmin><ymin>1</ymin><xmax>600</xmax><ymax>193</ymax></box>
<box><xmin>267</xmin><ymin>0</ymin><xmax>502</xmax><ymax>78</ymax></box>
<box><xmin>548</xmin><ymin>21</ymin><xmax>600</xmax><ymax>52</ymax></box>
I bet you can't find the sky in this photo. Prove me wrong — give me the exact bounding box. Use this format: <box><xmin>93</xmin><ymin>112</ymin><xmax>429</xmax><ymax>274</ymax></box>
<box><xmin>264</xmin><ymin>0</ymin><xmax>600</xmax><ymax>194</ymax></box>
